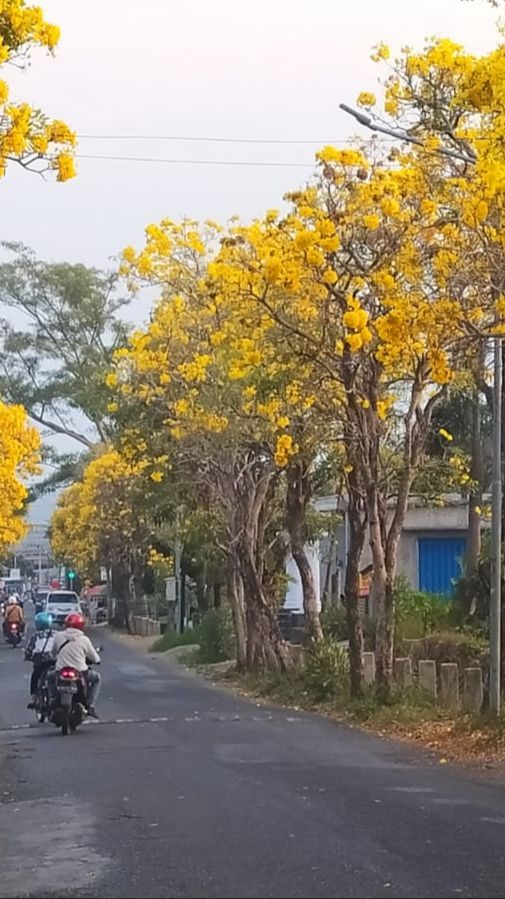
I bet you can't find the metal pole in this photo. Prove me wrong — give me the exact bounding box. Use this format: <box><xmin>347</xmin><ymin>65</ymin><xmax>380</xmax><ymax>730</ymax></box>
<box><xmin>490</xmin><ymin>334</ymin><xmax>502</xmax><ymax>714</ymax></box>
<box><xmin>38</xmin><ymin>544</ymin><xmax>42</xmax><ymax>586</ymax></box>
<box><xmin>175</xmin><ymin>509</ymin><xmax>183</xmax><ymax>633</ymax></box>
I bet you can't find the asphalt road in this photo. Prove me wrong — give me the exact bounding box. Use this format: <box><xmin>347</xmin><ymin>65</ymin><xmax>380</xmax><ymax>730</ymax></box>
<box><xmin>1</xmin><ymin>627</ymin><xmax>505</xmax><ymax>899</ymax></box>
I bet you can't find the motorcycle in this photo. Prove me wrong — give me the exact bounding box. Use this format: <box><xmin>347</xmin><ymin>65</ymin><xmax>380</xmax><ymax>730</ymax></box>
<box><xmin>49</xmin><ymin>655</ymin><xmax>100</xmax><ymax>735</ymax></box>
<box><xmin>33</xmin><ymin>662</ymin><xmax>52</xmax><ymax>724</ymax></box>
<box><xmin>49</xmin><ymin>667</ymin><xmax>87</xmax><ymax>735</ymax></box>
<box><xmin>6</xmin><ymin>621</ymin><xmax>22</xmax><ymax>648</ymax></box>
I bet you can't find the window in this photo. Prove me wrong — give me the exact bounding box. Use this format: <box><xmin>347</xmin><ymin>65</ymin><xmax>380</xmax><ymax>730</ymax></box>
<box><xmin>47</xmin><ymin>593</ymin><xmax>79</xmax><ymax>605</ymax></box>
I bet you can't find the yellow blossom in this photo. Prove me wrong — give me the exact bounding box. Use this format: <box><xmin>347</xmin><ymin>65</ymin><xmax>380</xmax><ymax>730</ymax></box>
<box><xmin>357</xmin><ymin>91</ymin><xmax>376</xmax><ymax>107</ymax></box>
<box><xmin>363</xmin><ymin>213</ymin><xmax>380</xmax><ymax>230</ymax></box>
<box><xmin>55</xmin><ymin>152</ymin><xmax>76</xmax><ymax>182</ymax></box>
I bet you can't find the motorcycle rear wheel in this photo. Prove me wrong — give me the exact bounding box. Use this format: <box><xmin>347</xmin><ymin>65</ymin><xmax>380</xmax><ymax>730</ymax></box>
<box><xmin>61</xmin><ymin>706</ymin><xmax>70</xmax><ymax>736</ymax></box>
<box><xmin>36</xmin><ymin>690</ymin><xmax>48</xmax><ymax>723</ymax></box>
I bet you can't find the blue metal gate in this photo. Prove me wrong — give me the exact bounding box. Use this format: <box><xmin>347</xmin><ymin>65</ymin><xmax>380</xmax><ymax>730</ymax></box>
<box><xmin>418</xmin><ymin>536</ymin><xmax>466</xmax><ymax>595</ymax></box>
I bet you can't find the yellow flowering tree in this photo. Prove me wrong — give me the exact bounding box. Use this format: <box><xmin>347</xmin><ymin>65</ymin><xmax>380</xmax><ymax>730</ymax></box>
<box><xmin>0</xmin><ymin>399</ymin><xmax>40</xmax><ymax>551</ymax></box>
<box><xmin>51</xmin><ymin>449</ymin><xmax>156</xmax><ymax>631</ymax></box>
<box><xmin>200</xmin><ymin>141</ymin><xmax>494</xmax><ymax>694</ymax></box>
<box><xmin>0</xmin><ymin>0</ymin><xmax>76</xmax><ymax>180</ymax></box>
<box><xmin>351</xmin><ymin>34</ymin><xmax>505</xmax><ymax>689</ymax></box>
<box><xmin>109</xmin><ymin>35</ymin><xmax>505</xmax><ymax>692</ymax></box>
<box><xmin>114</xmin><ymin>217</ymin><xmax>350</xmax><ymax>663</ymax></box>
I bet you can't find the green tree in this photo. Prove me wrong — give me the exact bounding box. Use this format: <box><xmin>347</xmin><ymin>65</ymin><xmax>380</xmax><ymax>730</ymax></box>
<box><xmin>0</xmin><ymin>243</ymin><xmax>129</xmax><ymax>451</ymax></box>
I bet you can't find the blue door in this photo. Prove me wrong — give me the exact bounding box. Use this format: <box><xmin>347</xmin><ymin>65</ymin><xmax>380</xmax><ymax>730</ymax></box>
<box><xmin>418</xmin><ymin>537</ymin><xmax>466</xmax><ymax>595</ymax></box>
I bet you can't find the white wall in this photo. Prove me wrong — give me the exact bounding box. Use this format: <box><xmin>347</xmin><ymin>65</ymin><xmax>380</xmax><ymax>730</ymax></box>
<box><xmin>284</xmin><ymin>545</ymin><xmax>321</xmax><ymax>613</ymax></box>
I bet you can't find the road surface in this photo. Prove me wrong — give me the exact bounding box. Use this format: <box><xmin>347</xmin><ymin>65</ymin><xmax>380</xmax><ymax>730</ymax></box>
<box><xmin>1</xmin><ymin>627</ymin><xmax>505</xmax><ymax>899</ymax></box>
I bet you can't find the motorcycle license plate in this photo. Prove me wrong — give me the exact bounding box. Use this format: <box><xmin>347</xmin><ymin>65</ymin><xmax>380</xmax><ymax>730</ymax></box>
<box><xmin>58</xmin><ymin>684</ymin><xmax>77</xmax><ymax>693</ymax></box>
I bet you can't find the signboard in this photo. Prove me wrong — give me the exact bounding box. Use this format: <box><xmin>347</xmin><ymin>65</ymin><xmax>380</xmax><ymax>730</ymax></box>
<box><xmin>9</xmin><ymin>568</ymin><xmax>20</xmax><ymax>579</ymax></box>
<box><xmin>165</xmin><ymin>576</ymin><xmax>176</xmax><ymax>603</ymax></box>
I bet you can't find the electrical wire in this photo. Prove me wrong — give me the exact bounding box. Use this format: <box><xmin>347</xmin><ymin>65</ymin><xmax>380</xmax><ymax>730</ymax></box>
<box><xmin>75</xmin><ymin>153</ymin><xmax>314</xmax><ymax>168</ymax></box>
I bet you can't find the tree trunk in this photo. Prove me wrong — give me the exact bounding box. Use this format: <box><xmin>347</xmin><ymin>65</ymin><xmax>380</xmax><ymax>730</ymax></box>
<box><xmin>220</xmin><ymin>459</ymin><xmax>287</xmax><ymax>671</ymax></box>
<box><xmin>195</xmin><ymin>567</ymin><xmax>208</xmax><ymax>613</ymax></box>
<box><xmin>345</xmin><ymin>505</ymin><xmax>365</xmax><ymax>698</ymax></box>
<box><xmin>292</xmin><ymin>544</ymin><xmax>322</xmax><ymax>641</ymax></box>
<box><xmin>368</xmin><ymin>488</ymin><xmax>391</xmax><ymax>699</ymax></box>
<box><xmin>111</xmin><ymin>562</ymin><xmax>134</xmax><ymax>633</ymax></box>
<box><xmin>227</xmin><ymin>554</ymin><xmax>247</xmax><ymax>671</ymax></box>
<box><xmin>467</xmin><ymin>395</ymin><xmax>483</xmax><ymax>577</ymax></box>
<box><xmin>236</xmin><ymin>526</ymin><xmax>289</xmax><ymax>672</ymax></box>
<box><xmin>286</xmin><ymin>459</ymin><xmax>322</xmax><ymax>642</ymax></box>
<box><xmin>321</xmin><ymin>528</ymin><xmax>336</xmax><ymax>612</ymax></box>
<box><xmin>213</xmin><ymin>581</ymin><xmax>222</xmax><ymax>609</ymax></box>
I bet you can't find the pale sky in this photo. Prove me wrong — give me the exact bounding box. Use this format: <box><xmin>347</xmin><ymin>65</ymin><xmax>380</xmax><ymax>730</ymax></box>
<box><xmin>5</xmin><ymin>0</ymin><xmax>501</xmax><ymax>530</ymax></box>
<box><xmin>2</xmin><ymin>0</ymin><xmax>501</xmax><ymax>275</ymax></box>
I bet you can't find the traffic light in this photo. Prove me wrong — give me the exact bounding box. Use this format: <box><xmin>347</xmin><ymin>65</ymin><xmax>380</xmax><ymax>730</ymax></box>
<box><xmin>68</xmin><ymin>570</ymin><xmax>76</xmax><ymax>581</ymax></box>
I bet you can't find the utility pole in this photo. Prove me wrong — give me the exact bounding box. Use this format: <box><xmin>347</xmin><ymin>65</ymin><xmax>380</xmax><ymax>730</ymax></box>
<box><xmin>339</xmin><ymin>102</ymin><xmax>501</xmax><ymax>710</ymax></box>
<box><xmin>490</xmin><ymin>335</ymin><xmax>502</xmax><ymax>714</ymax></box>
<box><xmin>175</xmin><ymin>509</ymin><xmax>183</xmax><ymax>632</ymax></box>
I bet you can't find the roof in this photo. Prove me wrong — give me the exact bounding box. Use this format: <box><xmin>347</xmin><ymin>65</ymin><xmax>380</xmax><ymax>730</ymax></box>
<box><xmin>87</xmin><ymin>585</ymin><xmax>108</xmax><ymax>598</ymax></box>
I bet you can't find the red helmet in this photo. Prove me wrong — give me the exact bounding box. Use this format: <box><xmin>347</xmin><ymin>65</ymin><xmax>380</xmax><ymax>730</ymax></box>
<box><xmin>64</xmin><ymin>612</ymin><xmax>86</xmax><ymax>631</ymax></box>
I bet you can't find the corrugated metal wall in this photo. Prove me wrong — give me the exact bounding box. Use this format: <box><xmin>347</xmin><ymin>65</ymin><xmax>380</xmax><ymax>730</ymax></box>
<box><xmin>418</xmin><ymin>537</ymin><xmax>466</xmax><ymax>595</ymax></box>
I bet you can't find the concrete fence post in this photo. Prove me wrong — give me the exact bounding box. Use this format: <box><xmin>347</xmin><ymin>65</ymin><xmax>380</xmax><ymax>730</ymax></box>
<box><xmin>418</xmin><ymin>660</ymin><xmax>437</xmax><ymax>699</ymax></box>
<box><xmin>440</xmin><ymin>663</ymin><xmax>459</xmax><ymax>709</ymax></box>
<box><xmin>464</xmin><ymin>667</ymin><xmax>483</xmax><ymax>714</ymax></box>
<box><xmin>394</xmin><ymin>657</ymin><xmax>412</xmax><ymax>689</ymax></box>
<box><xmin>288</xmin><ymin>644</ymin><xmax>306</xmax><ymax>668</ymax></box>
<box><xmin>363</xmin><ymin>652</ymin><xmax>376</xmax><ymax>686</ymax></box>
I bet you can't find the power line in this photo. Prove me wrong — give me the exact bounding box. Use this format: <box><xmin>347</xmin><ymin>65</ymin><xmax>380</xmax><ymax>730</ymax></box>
<box><xmin>78</xmin><ymin>134</ymin><xmax>358</xmax><ymax>145</ymax></box>
<box><xmin>78</xmin><ymin>131</ymin><xmax>503</xmax><ymax>146</ymax></box>
<box><xmin>76</xmin><ymin>153</ymin><xmax>314</xmax><ymax>168</ymax></box>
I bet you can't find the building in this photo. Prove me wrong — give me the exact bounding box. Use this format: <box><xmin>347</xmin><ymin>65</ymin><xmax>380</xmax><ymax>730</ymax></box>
<box><xmin>283</xmin><ymin>494</ymin><xmax>474</xmax><ymax>616</ymax></box>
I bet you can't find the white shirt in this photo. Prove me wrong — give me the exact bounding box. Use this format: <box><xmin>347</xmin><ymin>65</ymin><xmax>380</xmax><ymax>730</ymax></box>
<box><xmin>33</xmin><ymin>632</ymin><xmax>53</xmax><ymax>655</ymax></box>
<box><xmin>51</xmin><ymin>628</ymin><xmax>100</xmax><ymax>672</ymax></box>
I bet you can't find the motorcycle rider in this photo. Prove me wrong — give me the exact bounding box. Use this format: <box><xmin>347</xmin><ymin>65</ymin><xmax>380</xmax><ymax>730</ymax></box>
<box><xmin>3</xmin><ymin>594</ymin><xmax>25</xmax><ymax>637</ymax></box>
<box><xmin>25</xmin><ymin>612</ymin><xmax>55</xmax><ymax>709</ymax></box>
<box><xmin>47</xmin><ymin>612</ymin><xmax>101</xmax><ymax>718</ymax></box>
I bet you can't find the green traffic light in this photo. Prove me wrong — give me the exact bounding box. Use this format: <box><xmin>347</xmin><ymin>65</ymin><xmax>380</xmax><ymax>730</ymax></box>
<box><xmin>68</xmin><ymin>571</ymin><xmax>76</xmax><ymax>580</ymax></box>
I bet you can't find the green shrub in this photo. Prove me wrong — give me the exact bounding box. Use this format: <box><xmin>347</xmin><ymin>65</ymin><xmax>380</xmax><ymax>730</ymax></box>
<box><xmin>394</xmin><ymin>577</ymin><xmax>450</xmax><ymax>640</ymax></box>
<box><xmin>321</xmin><ymin>603</ymin><xmax>349</xmax><ymax>641</ymax></box>
<box><xmin>321</xmin><ymin>600</ymin><xmax>376</xmax><ymax>649</ymax></box>
<box><xmin>304</xmin><ymin>636</ymin><xmax>349</xmax><ymax>701</ymax></box>
<box><xmin>197</xmin><ymin>607</ymin><xmax>235</xmax><ymax>664</ymax></box>
<box><xmin>150</xmin><ymin>628</ymin><xmax>199</xmax><ymax>653</ymax></box>
<box><xmin>398</xmin><ymin>630</ymin><xmax>488</xmax><ymax>682</ymax></box>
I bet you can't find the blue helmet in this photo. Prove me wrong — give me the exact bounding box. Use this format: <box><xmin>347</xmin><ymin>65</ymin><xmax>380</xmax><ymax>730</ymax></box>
<box><xmin>34</xmin><ymin>611</ymin><xmax>53</xmax><ymax>631</ymax></box>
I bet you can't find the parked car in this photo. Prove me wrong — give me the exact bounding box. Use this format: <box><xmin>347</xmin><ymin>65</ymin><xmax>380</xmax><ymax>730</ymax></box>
<box><xmin>44</xmin><ymin>590</ymin><xmax>82</xmax><ymax>629</ymax></box>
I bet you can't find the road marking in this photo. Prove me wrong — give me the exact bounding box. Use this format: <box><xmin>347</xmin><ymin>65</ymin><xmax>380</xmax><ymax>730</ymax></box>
<box><xmin>481</xmin><ymin>816</ymin><xmax>505</xmax><ymax>825</ymax></box>
<box><xmin>430</xmin><ymin>797</ymin><xmax>471</xmax><ymax>806</ymax></box>
<box><xmin>0</xmin><ymin>711</ymin><xmax>302</xmax><ymax>734</ymax></box>
<box><xmin>389</xmin><ymin>786</ymin><xmax>436</xmax><ymax>794</ymax></box>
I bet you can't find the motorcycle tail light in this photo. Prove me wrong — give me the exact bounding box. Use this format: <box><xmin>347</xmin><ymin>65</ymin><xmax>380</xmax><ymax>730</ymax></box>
<box><xmin>60</xmin><ymin>667</ymin><xmax>79</xmax><ymax>679</ymax></box>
